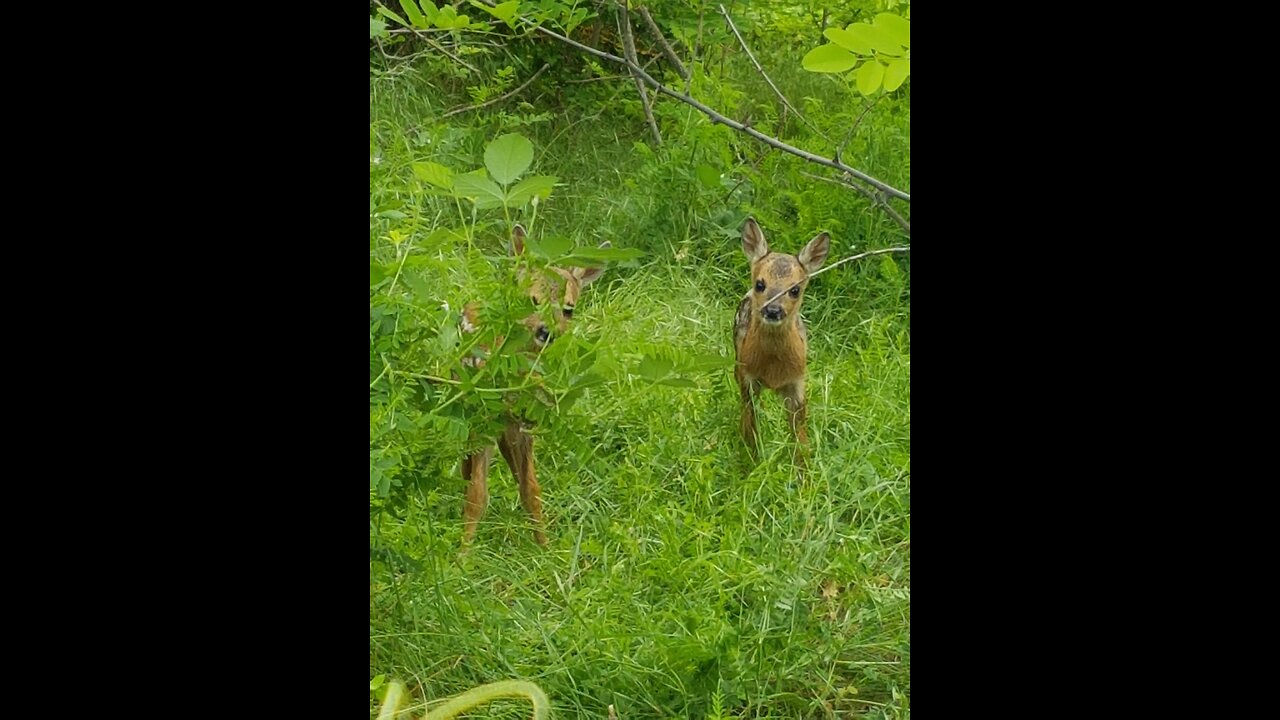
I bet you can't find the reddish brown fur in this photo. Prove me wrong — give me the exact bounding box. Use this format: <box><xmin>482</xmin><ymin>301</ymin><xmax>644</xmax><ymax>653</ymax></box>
<box><xmin>458</xmin><ymin>225</ymin><xmax>609</xmax><ymax>547</ymax></box>
<box><xmin>732</xmin><ymin>217</ymin><xmax>830</xmax><ymax>473</ymax></box>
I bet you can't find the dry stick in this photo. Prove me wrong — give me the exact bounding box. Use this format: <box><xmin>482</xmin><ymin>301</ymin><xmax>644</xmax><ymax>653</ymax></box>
<box><xmin>638</xmin><ymin>5</ymin><xmax>690</xmax><ymax>80</ymax></box>
<box><xmin>763</xmin><ymin>246</ymin><xmax>911</xmax><ymax>306</ymax></box>
<box><xmin>497</xmin><ymin>6</ymin><xmax>909</xmax><ymax>203</ymax></box>
<box><xmin>441</xmin><ymin>62</ymin><xmax>551</xmax><ymax>118</ymax></box>
<box><xmin>802</xmin><ymin>170</ymin><xmax>910</xmax><ymax>235</ymax></box>
<box><xmin>718</xmin><ymin>3</ymin><xmax>828</xmax><ymax>141</ymax></box>
<box><xmin>620</xmin><ymin>2</ymin><xmax>662</xmax><ymax>145</ymax></box>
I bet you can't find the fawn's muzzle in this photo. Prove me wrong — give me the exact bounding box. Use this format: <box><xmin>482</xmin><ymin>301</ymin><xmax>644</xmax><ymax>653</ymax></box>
<box><xmin>761</xmin><ymin>304</ymin><xmax>785</xmax><ymax>322</ymax></box>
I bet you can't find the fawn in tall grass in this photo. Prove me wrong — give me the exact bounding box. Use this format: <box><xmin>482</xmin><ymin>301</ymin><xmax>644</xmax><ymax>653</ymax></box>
<box><xmin>733</xmin><ymin>217</ymin><xmax>830</xmax><ymax>473</ymax></box>
<box><xmin>457</xmin><ymin>224</ymin><xmax>609</xmax><ymax>547</ymax></box>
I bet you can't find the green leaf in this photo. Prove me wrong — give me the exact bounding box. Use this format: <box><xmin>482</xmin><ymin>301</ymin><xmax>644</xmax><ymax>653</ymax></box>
<box><xmin>636</xmin><ymin>356</ymin><xmax>674</xmax><ymax>380</ymax></box>
<box><xmin>856</xmin><ymin>60</ymin><xmax>885</xmax><ymax>96</ymax></box>
<box><xmin>874</xmin><ymin>13</ymin><xmax>910</xmax><ymax>48</ymax></box>
<box><xmin>376</xmin><ymin>6</ymin><xmax>410</xmax><ymax>28</ymax></box>
<box><xmin>370</xmin><ymin>17</ymin><xmax>387</xmax><ymax>39</ymax></box>
<box><xmin>824</xmin><ymin>27</ymin><xmax>873</xmax><ymax>55</ymax></box>
<box><xmin>484</xmin><ymin>133</ymin><xmax>534</xmax><ymax>185</ymax></box>
<box><xmin>472</xmin><ymin>0</ymin><xmax>519</xmax><ymax>25</ymax></box>
<box><xmin>802</xmin><ymin>44</ymin><xmax>858</xmax><ymax>73</ymax></box>
<box><xmin>453</xmin><ymin>173</ymin><xmax>506</xmax><ymax>209</ymax></box>
<box><xmin>526</xmin><ymin>235</ymin><xmax>573</xmax><ymax>259</ymax></box>
<box><xmin>563</xmin><ymin>246</ymin><xmax>645</xmax><ymax>263</ymax></box>
<box><xmin>505</xmin><ymin>174</ymin><xmax>557</xmax><ymax>206</ymax></box>
<box><xmin>863</xmin><ymin>23</ymin><xmax>904</xmax><ymax>56</ymax></box>
<box><xmin>412</xmin><ymin>161</ymin><xmax>454</xmax><ymax>189</ymax></box>
<box><xmin>657</xmin><ymin>377</ymin><xmax>698</xmax><ymax>388</ymax></box>
<box><xmin>883</xmin><ymin>57</ymin><xmax>910</xmax><ymax>92</ymax></box>
<box><xmin>370</xmin><ymin>262</ymin><xmax>387</xmax><ymax>286</ymax></box>
<box><xmin>695</xmin><ymin>164</ymin><xmax>721</xmax><ymax>188</ymax></box>
<box><xmin>436</xmin><ymin>322</ymin><xmax>460</xmax><ymax>353</ymax></box>
<box><xmin>879</xmin><ymin>254</ymin><xmax>901</xmax><ymax>282</ymax></box>
<box><xmin>403</xmin><ymin>271</ymin><xmax>433</xmax><ymax>305</ymax></box>
<box><xmin>370</xmin><ymin>675</ymin><xmax>386</xmax><ymax>691</ymax></box>
<box><xmin>399</xmin><ymin>0</ymin><xmax>428</xmax><ymax>28</ymax></box>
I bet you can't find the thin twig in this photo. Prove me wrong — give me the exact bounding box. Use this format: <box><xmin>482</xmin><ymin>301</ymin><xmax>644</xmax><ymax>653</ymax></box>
<box><xmin>441</xmin><ymin>62</ymin><xmax>551</xmax><ymax>118</ymax></box>
<box><xmin>836</xmin><ymin>95</ymin><xmax>883</xmax><ymax>165</ymax></box>
<box><xmin>373</xmin><ymin>1</ymin><xmax>481</xmax><ymax>73</ymax></box>
<box><xmin>763</xmin><ymin>246</ymin><xmax>911</xmax><ymax>306</ymax></box>
<box><xmin>718</xmin><ymin>4</ymin><xmax>828</xmax><ymax>141</ymax></box>
<box><xmin>802</xmin><ymin>171</ymin><xmax>911</xmax><ymax>235</ymax></box>
<box><xmin>491</xmin><ymin>3</ymin><xmax>909</xmax><ymax>202</ymax></box>
<box><xmin>638</xmin><ymin>6</ymin><xmax>689</xmax><ymax>80</ymax></box>
<box><xmin>621</xmin><ymin>1</ymin><xmax>662</xmax><ymax>145</ymax></box>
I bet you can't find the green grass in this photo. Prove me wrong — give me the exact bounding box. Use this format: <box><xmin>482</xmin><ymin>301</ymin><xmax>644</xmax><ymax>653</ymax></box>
<box><xmin>371</xmin><ymin>30</ymin><xmax>909</xmax><ymax>719</ymax></box>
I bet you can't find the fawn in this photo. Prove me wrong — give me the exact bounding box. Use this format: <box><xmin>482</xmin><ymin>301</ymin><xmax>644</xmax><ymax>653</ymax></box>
<box><xmin>733</xmin><ymin>217</ymin><xmax>830</xmax><ymax>471</ymax></box>
<box><xmin>457</xmin><ymin>224</ymin><xmax>609</xmax><ymax>546</ymax></box>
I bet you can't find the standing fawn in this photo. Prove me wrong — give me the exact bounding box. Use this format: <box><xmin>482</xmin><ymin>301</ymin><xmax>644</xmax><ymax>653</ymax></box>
<box><xmin>457</xmin><ymin>224</ymin><xmax>609</xmax><ymax>547</ymax></box>
<box><xmin>733</xmin><ymin>217</ymin><xmax>830</xmax><ymax>472</ymax></box>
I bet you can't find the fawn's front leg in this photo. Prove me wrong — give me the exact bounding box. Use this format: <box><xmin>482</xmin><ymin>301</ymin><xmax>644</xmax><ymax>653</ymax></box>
<box><xmin>736</xmin><ymin>367</ymin><xmax>761</xmax><ymax>460</ymax></box>
<box><xmin>499</xmin><ymin>422</ymin><xmax>548</xmax><ymax>546</ymax></box>
<box><xmin>779</xmin><ymin>381</ymin><xmax>809</xmax><ymax>473</ymax></box>
<box><xmin>461</xmin><ymin>446</ymin><xmax>494</xmax><ymax>546</ymax></box>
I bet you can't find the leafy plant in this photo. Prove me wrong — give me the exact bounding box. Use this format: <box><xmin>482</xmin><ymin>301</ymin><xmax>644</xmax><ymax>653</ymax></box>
<box><xmin>802</xmin><ymin>12</ymin><xmax>910</xmax><ymax>96</ymax></box>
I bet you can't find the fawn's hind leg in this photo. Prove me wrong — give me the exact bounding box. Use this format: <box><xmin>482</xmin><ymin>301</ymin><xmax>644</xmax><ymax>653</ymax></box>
<box><xmin>737</xmin><ymin>368</ymin><xmax>761</xmax><ymax>461</ymax></box>
<box><xmin>499</xmin><ymin>422</ymin><xmax>547</xmax><ymax>546</ymax></box>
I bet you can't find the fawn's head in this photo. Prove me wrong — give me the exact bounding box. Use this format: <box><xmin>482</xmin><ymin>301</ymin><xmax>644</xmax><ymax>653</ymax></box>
<box><xmin>740</xmin><ymin>217</ymin><xmax>830</xmax><ymax>326</ymax></box>
<box><xmin>512</xmin><ymin>224</ymin><xmax>609</xmax><ymax>349</ymax></box>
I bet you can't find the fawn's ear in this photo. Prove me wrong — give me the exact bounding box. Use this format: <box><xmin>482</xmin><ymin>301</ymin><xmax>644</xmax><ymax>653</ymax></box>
<box><xmin>798</xmin><ymin>232</ymin><xmax>830</xmax><ymax>272</ymax></box>
<box><xmin>511</xmin><ymin>224</ymin><xmax>527</xmax><ymax>256</ymax></box>
<box><xmin>573</xmin><ymin>241</ymin><xmax>610</xmax><ymax>286</ymax></box>
<box><xmin>741</xmin><ymin>217</ymin><xmax>769</xmax><ymax>263</ymax></box>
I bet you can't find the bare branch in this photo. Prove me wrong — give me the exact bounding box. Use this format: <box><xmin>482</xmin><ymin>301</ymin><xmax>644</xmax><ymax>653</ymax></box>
<box><xmin>441</xmin><ymin>63</ymin><xmax>551</xmax><ymax>118</ymax></box>
<box><xmin>809</xmin><ymin>246</ymin><xmax>910</xmax><ymax>281</ymax></box>
<box><xmin>763</xmin><ymin>246</ymin><xmax>911</xmax><ymax>305</ymax></box>
<box><xmin>621</xmin><ymin>2</ymin><xmax>662</xmax><ymax>145</ymax></box>
<box><xmin>718</xmin><ymin>4</ymin><xmax>828</xmax><ymax>141</ymax></box>
<box><xmin>801</xmin><ymin>171</ymin><xmax>911</xmax><ymax>235</ymax></box>
<box><xmin>638</xmin><ymin>6</ymin><xmax>690</xmax><ymax>80</ymax></box>
<box><xmin>495</xmin><ymin>6</ymin><xmax>909</xmax><ymax>203</ymax></box>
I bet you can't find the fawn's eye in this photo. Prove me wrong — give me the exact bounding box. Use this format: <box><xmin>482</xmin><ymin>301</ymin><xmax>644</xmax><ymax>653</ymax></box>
<box><xmin>789</xmin><ymin>285</ymin><xmax>800</xmax><ymax>298</ymax></box>
<box><xmin>755</xmin><ymin>279</ymin><xmax>765</xmax><ymax>292</ymax></box>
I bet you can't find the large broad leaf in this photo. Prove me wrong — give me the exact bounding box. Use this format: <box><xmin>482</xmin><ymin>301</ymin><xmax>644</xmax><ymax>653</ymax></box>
<box><xmin>484</xmin><ymin>133</ymin><xmax>534</xmax><ymax>185</ymax></box>
<box><xmin>802</xmin><ymin>44</ymin><xmax>858</xmax><ymax>73</ymax></box>
<box><xmin>874</xmin><ymin>13</ymin><xmax>910</xmax><ymax>48</ymax></box>
<box><xmin>453</xmin><ymin>172</ymin><xmax>505</xmax><ymax>209</ymax></box>
<box><xmin>504</xmin><ymin>175</ymin><xmax>557</xmax><ymax>207</ymax></box>
<box><xmin>370</xmin><ymin>17</ymin><xmax>387</xmax><ymax>39</ymax></box>
<box><xmin>376</xmin><ymin>7</ymin><xmax>410</xmax><ymax>28</ymax></box>
<box><xmin>525</xmin><ymin>235</ymin><xmax>573</xmax><ymax>260</ymax></box>
<box><xmin>370</xmin><ymin>262</ymin><xmax>387</xmax><ymax>286</ymax></box>
<box><xmin>825</xmin><ymin>27</ymin><xmax>873</xmax><ymax>55</ymax></box>
<box><xmin>856</xmin><ymin>60</ymin><xmax>885</xmax><ymax>96</ymax></box>
<box><xmin>472</xmin><ymin>0</ymin><xmax>519</xmax><ymax>26</ymax></box>
<box><xmin>412</xmin><ymin>161</ymin><xmax>454</xmax><ymax>189</ymax></box>
<box><xmin>695</xmin><ymin>164</ymin><xmax>721</xmax><ymax>189</ymax></box>
<box><xmin>883</xmin><ymin>57</ymin><xmax>910</xmax><ymax>92</ymax></box>
<box><xmin>399</xmin><ymin>0</ymin><xmax>428</xmax><ymax>29</ymax></box>
<box><xmin>636</xmin><ymin>356</ymin><xmax>674</xmax><ymax>381</ymax></box>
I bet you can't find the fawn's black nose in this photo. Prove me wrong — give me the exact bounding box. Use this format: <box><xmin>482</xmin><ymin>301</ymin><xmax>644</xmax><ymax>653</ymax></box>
<box><xmin>762</xmin><ymin>304</ymin><xmax>784</xmax><ymax>322</ymax></box>
<box><xmin>536</xmin><ymin>325</ymin><xmax>550</xmax><ymax>343</ymax></box>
